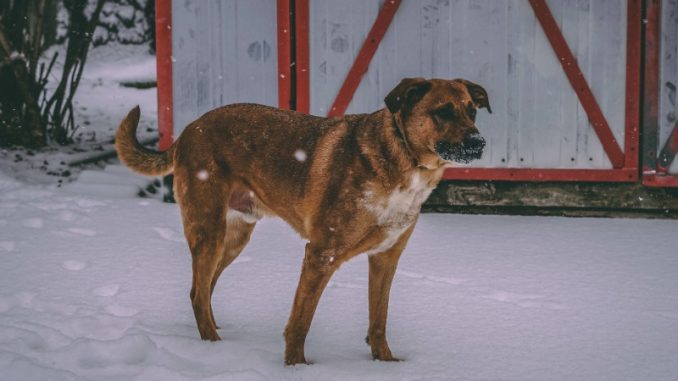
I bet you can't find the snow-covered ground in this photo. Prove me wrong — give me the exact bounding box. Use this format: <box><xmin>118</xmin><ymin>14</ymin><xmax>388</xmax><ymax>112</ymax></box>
<box><xmin>1</xmin><ymin>170</ymin><xmax>677</xmax><ymax>380</ymax></box>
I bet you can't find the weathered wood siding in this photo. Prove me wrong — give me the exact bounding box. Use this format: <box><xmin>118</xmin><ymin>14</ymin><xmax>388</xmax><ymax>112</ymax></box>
<box><xmin>660</xmin><ymin>0</ymin><xmax>678</xmax><ymax>174</ymax></box>
<box><xmin>308</xmin><ymin>0</ymin><xmax>628</xmax><ymax>170</ymax></box>
<box><xmin>171</xmin><ymin>0</ymin><xmax>279</xmax><ymax>136</ymax></box>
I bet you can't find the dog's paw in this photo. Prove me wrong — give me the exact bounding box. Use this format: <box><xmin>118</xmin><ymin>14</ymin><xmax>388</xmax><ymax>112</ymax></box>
<box><xmin>372</xmin><ymin>353</ymin><xmax>402</xmax><ymax>362</ymax></box>
<box><xmin>284</xmin><ymin>355</ymin><xmax>310</xmax><ymax>366</ymax></box>
<box><xmin>199</xmin><ymin>331</ymin><xmax>221</xmax><ymax>341</ymax></box>
<box><xmin>371</xmin><ymin>345</ymin><xmax>401</xmax><ymax>362</ymax></box>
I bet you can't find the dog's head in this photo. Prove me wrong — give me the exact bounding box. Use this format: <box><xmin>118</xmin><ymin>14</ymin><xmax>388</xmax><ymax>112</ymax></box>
<box><xmin>384</xmin><ymin>78</ymin><xmax>491</xmax><ymax>168</ymax></box>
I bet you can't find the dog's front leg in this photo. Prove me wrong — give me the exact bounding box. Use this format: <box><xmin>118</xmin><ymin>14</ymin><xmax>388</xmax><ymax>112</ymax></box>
<box><xmin>366</xmin><ymin>224</ymin><xmax>415</xmax><ymax>361</ymax></box>
<box><xmin>284</xmin><ymin>243</ymin><xmax>339</xmax><ymax>365</ymax></box>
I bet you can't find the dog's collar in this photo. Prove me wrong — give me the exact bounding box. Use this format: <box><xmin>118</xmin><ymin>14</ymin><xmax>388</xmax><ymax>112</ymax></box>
<box><xmin>392</xmin><ymin>114</ymin><xmax>438</xmax><ymax>170</ymax></box>
<box><xmin>392</xmin><ymin>116</ymin><xmax>444</xmax><ymax>170</ymax></box>
<box><xmin>390</xmin><ymin>113</ymin><xmax>421</xmax><ymax>169</ymax></box>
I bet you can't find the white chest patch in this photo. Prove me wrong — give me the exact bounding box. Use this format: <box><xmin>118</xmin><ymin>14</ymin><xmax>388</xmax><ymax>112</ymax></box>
<box><xmin>362</xmin><ymin>173</ymin><xmax>435</xmax><ymax>256</ymax></box>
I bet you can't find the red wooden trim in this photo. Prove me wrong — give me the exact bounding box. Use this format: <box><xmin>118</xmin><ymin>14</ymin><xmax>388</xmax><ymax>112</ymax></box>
<box><xmin>326</xmin><ymin>0</ymin><xmax>401</xmax><ymax>117</ymax></box>
<box><xmin>443</xmin><ymin>168</ymin><xmax>638</xmax><ymax>182</ymax></box>
<box><xmin>155</xmin><ymin>0</ymin><xmax>173</xmax><ymax>150</ymax></box>
<box><xmin>642</xmin><ymin>174</ymin><xmax>678</xmax><ymax>188</ymax></box>
<box><xmin>529</xmin><ymin>0</ymin><xmax>625</xmax><ymax>169</ymax></box>
<box><xmin>276</xmin><ymin>0</ymin><xmax>292</xmax><ymax>110</ymax></box>
<box><xmin>294</xmin><ymin>0</ymin><xmax>310</xmax><ymax>114</ymax></box>
<box><xmin>624</xmin><ymin>0</ymin><xmax>641</xmax><ymax>170</ymax></box>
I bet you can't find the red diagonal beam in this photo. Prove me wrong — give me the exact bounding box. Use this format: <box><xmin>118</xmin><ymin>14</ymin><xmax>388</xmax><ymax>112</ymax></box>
<box><xmin>327</xmin><ymin>0</ymin><xmax>401</xmax><ymax>118</ymax></box>
<box><xmin>529</xmin><ymin>0</ymin><xmax>625</xmax><ymax>169</ymax></box>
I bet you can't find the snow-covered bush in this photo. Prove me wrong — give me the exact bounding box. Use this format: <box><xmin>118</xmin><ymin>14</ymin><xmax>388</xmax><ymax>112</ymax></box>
<box><xmin>0</xmin><ymin>0</ymin><xmax>154</xmax><ymax>148</ymax></box>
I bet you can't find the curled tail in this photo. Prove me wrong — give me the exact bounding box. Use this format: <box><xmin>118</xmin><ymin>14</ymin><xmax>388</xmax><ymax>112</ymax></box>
<box><xmin>115</xmin><ymin>106</ymin><xmax>174</xmax><ymax>176</ymax></box>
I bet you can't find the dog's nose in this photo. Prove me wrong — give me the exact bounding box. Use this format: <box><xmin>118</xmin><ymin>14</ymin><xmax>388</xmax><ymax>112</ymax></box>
<box><xmin>462</xmin><ymin>133</ymin><xmax>485</xmax><ymax>152</ymax></box>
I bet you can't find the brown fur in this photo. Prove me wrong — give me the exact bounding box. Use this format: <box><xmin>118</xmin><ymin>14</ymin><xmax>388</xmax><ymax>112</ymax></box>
<box><xmin>115</xmin><ymin>78</ymin><xmax>491</xmax><ymax>365</ymax></box>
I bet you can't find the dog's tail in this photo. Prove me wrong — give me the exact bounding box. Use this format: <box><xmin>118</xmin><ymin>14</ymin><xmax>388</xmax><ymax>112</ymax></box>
<box><xmin>115</xmin><ymin>106</ymin><xmax>174</xmax><ymax>176</ymax></box>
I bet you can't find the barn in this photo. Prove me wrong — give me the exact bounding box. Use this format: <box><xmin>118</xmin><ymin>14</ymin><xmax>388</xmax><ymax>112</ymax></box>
<box><xmin>153</xmin><ymin>0</ymin><xmax>677</xmax><ymax>215</ymax></box>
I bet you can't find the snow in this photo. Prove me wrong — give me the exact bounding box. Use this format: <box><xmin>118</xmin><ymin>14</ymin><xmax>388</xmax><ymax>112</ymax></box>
<box><xmin>1</xmin><ymin>170</ymin><xmax>677</xmax><ymax>380</ymax></box>
<box><xmin>196</xmin><ymin>170</ymin><xmax>209</xmax><ymax>181</ymax></box>
<box><xmin>294</xmin><ymin>149</ymin><xmax>307</xmax><ymax>163</ymax></box>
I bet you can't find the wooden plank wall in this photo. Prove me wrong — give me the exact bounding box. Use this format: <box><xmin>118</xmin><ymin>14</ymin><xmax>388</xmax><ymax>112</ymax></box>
<box><xmin>307</xmin><ymin>0</ymin><xmax>628</xmax><ymax>170</ymax></box>
<box><xmin>660</xmin><ymin>0</ymin><xmax>678</xmax><ymax>174</ymax></box>
<box><xmin>171</xmin><ymin>0</ymin><xmax>279</xmax><ymax>136</ymax></box>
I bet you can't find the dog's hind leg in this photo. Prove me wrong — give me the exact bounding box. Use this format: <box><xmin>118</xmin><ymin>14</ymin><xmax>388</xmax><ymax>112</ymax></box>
<box><xmin>208</xmin><ymin>211</ymin><xmax>256</xmax><ymax>328</ymax></box>
<box><xmin>175</xmin><ymin>169</ymin><xmax>227</xmax><ymax>341</ymax></box>
<box><xmin>190</xmin><ymin>252</ymin><xmax>222</xmax><ymax>341</ymax></box>
<box><xmin>366</xmin><ymin>225</ymin><xmax>415</xmax><ymax>361</ymax></box>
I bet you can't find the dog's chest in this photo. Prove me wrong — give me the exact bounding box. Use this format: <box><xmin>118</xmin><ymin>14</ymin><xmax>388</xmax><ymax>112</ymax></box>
<box><xmin>362</xmin><ymin>173</ymin><xmax>434</xmax><ymax>255</ymax></box>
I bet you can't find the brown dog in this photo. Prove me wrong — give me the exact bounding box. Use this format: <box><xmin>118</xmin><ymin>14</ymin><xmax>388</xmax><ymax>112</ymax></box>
<box><xmin>115</xmin><ymin>78</ymin><xmax>491</xmax><ymax>365</ymax></box>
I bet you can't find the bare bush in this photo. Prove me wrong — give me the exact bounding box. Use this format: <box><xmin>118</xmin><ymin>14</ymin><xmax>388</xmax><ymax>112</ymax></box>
<box><xmin>0</xmin><ymin>0</ymin><xmax>153</xmax><ymax>148</ymax></box>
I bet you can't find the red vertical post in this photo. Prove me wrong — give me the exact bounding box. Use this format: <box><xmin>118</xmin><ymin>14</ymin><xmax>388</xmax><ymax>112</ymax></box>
<box><xmin>295</xmin><ymin>0</ymin><xmax>310</xmax><ymax>114</ymax></box>
<box><xmin>623</xmin><ymin>0</ymin><xmax>641</xmax><ymax>178</ymax></box>
<box><xmin>155</xmin><ymin>0</ymin><xmax>173</xmax><ymax>151</ymax></box>
<box><xmin>277</xmin><ymin>0</ymin><xmax>292</xmax><ymax>110</ymax></box>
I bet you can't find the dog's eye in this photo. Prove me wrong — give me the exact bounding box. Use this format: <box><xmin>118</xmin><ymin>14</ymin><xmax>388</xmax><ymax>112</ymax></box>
<box><xmin>434</xmin><ymin>105</ymin><xmax>455</xmax><ymax>120</ymax></box>
<box><xmin>467</xmin><ymin>105</ymin><xmax>477</xmax><ymax>119</ymax></box>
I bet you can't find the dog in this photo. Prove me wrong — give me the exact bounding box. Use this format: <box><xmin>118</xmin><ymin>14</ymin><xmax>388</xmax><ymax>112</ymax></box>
<box><xmin>115</xmin><ymin>77</ymin><xmax>491</xmax><ymax>365</ymax></box>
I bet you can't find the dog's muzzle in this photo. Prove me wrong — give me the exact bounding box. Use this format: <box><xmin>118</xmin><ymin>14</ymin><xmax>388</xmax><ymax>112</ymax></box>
<box><xmin>435</xmin><ymin>133</ymin><xmax>486</xmax><ymax>163</ymax></box>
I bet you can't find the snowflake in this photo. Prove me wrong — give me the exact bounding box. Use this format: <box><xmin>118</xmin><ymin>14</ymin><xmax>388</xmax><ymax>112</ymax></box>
<box><xmin>294</xmin><ymin>149</ymin><xmax>307</xmax><ymax>162</ymax></box>
<box><xmin>196</xmin><ymin>170</ymin><xmax>209</xmax><ymax>181</ymax></box>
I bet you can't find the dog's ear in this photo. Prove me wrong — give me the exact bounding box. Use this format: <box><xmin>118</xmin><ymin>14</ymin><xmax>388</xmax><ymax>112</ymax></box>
<box><xmin>384</xmin><ymin>78</ymin><xmax>432</xmax><ymax>114</ymax></box>
<box><xmin>457</xmin><ymin>79</ymin><xmax>492</xmax><ymax>114</ymax></box>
